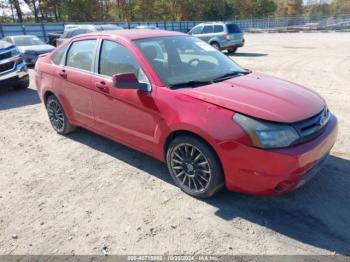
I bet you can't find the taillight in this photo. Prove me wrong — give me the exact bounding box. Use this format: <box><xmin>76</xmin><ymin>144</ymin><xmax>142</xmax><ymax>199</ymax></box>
<box><xmin>224</xmin><ymin>34</ymin><xmax>230</xmax><ymax>40</ymax></box>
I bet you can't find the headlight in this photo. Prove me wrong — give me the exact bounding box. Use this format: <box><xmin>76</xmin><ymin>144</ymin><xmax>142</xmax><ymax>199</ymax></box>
<box><xmin>11</xmin><ymin>48</ymin><xmax>20</xmax><ymax>56</ymax></box>
<box><xmin>233</xmin><ymin>113</ymin><xmax>299</xmax><ymax>149</ymax></box>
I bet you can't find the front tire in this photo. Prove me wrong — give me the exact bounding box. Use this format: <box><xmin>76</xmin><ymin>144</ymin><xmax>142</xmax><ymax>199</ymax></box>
<box><xmin>46</xmin><ymin>95</ymin><xmax>76</xmax><ymax>135</ymax></box>
<box><xmin>166</xmin><ymin>135</ymin><xmax>224</xmax><ymax>198</ymax></box>
<box><xmin>210</xmin><ymin>42</ymin><xmax>220</xmax><ymax>51</ymax></box>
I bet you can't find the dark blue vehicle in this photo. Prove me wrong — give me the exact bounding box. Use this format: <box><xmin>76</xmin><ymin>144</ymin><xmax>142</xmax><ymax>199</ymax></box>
<box><xmin>0</xmin><ymin>40</ymin><xmax>29</xmax><ymax>90</ymax></box>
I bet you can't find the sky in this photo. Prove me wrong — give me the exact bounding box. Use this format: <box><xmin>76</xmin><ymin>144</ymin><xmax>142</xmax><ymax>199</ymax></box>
<box><xmin>0</xmin><ymin>0</ymin><xmax>31</xmax><ymax>18</ymax></box>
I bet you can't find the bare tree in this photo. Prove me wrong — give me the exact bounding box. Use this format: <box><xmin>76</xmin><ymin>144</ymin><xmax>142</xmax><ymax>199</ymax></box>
<box><xmin>10</xmin><ymin>0</ymin><xmax>23</xmax><ymax>22</ymax></box>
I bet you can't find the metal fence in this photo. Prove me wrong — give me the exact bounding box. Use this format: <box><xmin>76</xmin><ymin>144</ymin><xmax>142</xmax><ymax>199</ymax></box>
<box><xmin>1</xmin><ymin>14</ymin><xmax>350</xmax><ymax>42</ymax></box>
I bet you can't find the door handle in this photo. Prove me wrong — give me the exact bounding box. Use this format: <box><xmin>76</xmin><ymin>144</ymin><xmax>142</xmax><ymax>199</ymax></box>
<box><xmin>95</xmin><ymin>81</ymin><xmax>109</xmax><ymax>93</ymax></box>
<box><xmin>59</xmin><ymin>69</ymin><xmax>67</xmax><ymax>79</ymax></box>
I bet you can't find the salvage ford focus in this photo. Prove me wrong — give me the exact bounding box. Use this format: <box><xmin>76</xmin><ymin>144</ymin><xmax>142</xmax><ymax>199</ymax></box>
<box><xmin>35</xmin><ymin>30</ymin><xmax>338</xmax><ymax>198</ymax></box>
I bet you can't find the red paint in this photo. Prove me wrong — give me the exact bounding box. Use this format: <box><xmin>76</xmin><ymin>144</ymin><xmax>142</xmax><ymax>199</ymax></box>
<box><xmin>180</xmin><ymin>73</ymin><xmax>325</xmax><ymax>123</ymax></box>
<box><xmin>35</xmin><ymin>31</ymin><xmax>338</xmax><ymax>196</ymax></box>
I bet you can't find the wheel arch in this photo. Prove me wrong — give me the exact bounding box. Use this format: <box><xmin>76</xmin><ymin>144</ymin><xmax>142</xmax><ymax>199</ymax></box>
<box><xmin>163</xmin><ymin>129</ymin><xmax>224</xmax><ymax>176</ymax></box>
<box><xmin>208</xmin><ymin>38</ymin><xmax>220</xmax><ymax>48</ymax></box>
<box><xmin>42</xmin><ymin>89</ymin><xmax>74</xmax><ymax>124</ymax></box>
<box><xmin>43</xmin><ymin>90</ymin><xmax>56</xmax><ymax>105</ymax></box>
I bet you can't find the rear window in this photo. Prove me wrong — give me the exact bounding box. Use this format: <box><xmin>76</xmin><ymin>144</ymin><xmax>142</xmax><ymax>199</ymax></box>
<box><xmin>226</xmin><ymin>24</ymin><xmax>242</xmax><ymax>33</ymax></box>
<box><xmin>51</xmin><ymin>44</ymin><xmax>68</xmax><ymax>65</ymax></box>
<box><xmin>214</xmin><ymin>25</ymin><xmax>224</xmax><ymax>33</ymax></box>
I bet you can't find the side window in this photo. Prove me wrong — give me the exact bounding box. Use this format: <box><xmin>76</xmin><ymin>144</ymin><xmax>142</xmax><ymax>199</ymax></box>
<box><xmin>214</xmin><ymin>25</ymin><xmax>224</xmax><ymax>33</ymax></box>
<box><xmin>72</xmin><ymin>29</ymin><xmax>87</xmax><ymax>37</ymax></box>
<box><xmin>99</xmin><ymin>40</ymin><xmax>148</xmax><ymax>83</ymax></box>
<box><xmin>190</xmin><ymin>26</ymin><xmax>203</xmax><ymax>35</ymax></box>
<box><xmin>66</xmin><ymin>39</ymin><xmax>97</xmax><ymax>71</ymax></box>
<box><xmin>51</xmin><ymin>44</ymin><xmax>68</xmax><ymax>65</ymax></box>
<box><xmin>202</xmin><ymin>26</ymin><xmax>214</xmax><ymax>34</ymax></box>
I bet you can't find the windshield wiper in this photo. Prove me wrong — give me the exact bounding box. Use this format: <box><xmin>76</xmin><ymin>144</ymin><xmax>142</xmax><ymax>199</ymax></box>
<box><xmin>169</xmin><ymin>80</ymin><xmax>212</xmax><ymax>89</ymax></box>
<box><xmin>212</xmin><ymin>70</ymin><xmax>250</xmax><ymax>82</ymax></box>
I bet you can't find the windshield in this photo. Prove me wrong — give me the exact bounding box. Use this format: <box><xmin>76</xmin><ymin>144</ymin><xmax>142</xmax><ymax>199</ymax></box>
<box><xmin>13</xmin><ymin>36</ymin><xmax>44</xmax><ymax>46</ymax></box>
<box><xmin>134</xmin><ymin>36</ymin><xmax>247</xmax><ymax>88</ymax></box>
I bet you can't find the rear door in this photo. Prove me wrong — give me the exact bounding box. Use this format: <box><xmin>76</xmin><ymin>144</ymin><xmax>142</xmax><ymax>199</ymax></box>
<box><xmin>54</xmin><ymin>38</ymin><xmax>97</xmax><ymax>127</ymax></box>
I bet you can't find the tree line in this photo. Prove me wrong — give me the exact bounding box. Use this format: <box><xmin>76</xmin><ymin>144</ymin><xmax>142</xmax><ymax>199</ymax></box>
<box><xmin>1</xmin><ymin>0</ymin><xmax>350</xmax><ymax>23</ymax></box>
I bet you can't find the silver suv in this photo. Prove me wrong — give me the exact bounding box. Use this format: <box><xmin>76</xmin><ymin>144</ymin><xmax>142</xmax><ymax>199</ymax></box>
<box><xmin>189</xmin><ymin>22</ymin><xmax>244</xmax><ymax>53</ymax></box>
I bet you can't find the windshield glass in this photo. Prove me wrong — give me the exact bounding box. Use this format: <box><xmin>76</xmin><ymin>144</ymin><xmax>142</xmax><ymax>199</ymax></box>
<box><xmin>13</xmin><ymin>36</ymin><xmax>44</xmax><ymax>46</ymax></box>
<box><xmin>134</xmin><ymin>36</ymin><xmax>246</xmax><ymax>88</ymax></box>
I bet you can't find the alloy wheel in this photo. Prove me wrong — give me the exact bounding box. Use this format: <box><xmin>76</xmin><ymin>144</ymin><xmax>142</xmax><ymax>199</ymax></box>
<box><xmin>170</xmin><ymin>143</ymin><xmax>211</xmax><ymax>193</ymax></box>
<box><xmin>47</xmin><ymin>99</ymin><xmax>65</xmax><ymax>132</ymax></box>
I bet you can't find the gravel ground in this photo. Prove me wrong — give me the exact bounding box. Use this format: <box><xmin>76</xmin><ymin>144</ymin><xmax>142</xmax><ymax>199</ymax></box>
<box><xmin>0</xmin><ymin>33</ymin><xmax>349</xmax><ymax>255</ymax></box>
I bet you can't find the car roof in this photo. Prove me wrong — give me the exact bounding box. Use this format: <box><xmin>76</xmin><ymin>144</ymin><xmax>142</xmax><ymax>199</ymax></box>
<box><xmin>65</xmin><ymin>24</ymin><xmax>95</xmax><ymax>29</ymax></box>
<box><xmin>75</xmin><ymin>29</ymin><xmax>185</xmax><ymax>41</ymax></box>
<box><xmin>196</xmin><ymin>22</ymin><xmax>236</xmax><ymax>26</ymax></box>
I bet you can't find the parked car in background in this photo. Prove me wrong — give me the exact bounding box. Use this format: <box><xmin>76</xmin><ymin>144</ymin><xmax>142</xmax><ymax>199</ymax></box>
<box><xmin>3</xmin><ymin>35</ymin><xmax>54</xmax><ymax>66</ymax></box>
<box><xmin>48</xmin><ymin>32</ymin><xmax>63</xmax><ymax>46</ymax></box>
<box><xmin>55</xmin><ymin>24</ymin><xmax>124</xmax><ymax>46</ymax></box>
<box><xmin>35</xmin><ymin>30</ymin><xmax>337</xmax><ymax>198</ymax></box>
<box><xmin>135</xmin><ymin>25</ymin><xmax>159</xmax><ymax>30</ymax></box>
<box><xmin>0</xmin><ymin>40</ymin><xmax>29</xmax><ymax>90</ymax></box>
<box><xmin>189</xmin><ymin>22</ymin><xmax>245</xmax><ymax>53</ymax></box>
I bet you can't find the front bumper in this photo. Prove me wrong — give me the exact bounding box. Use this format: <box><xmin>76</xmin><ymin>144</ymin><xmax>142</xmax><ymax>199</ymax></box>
<box><xmin>217</xmin><ymin>114</ymin><xmax>338</xmax><ymax>195</ymax></box>
<box><xmin>0</xmin><ymin>61</ymin><xmax>28</xmax><ymax>87</ymax></box>
<box><xmin>221</xmin><ymin>38</ymin><xmax>245</xmax><ymax>49</ymax></box>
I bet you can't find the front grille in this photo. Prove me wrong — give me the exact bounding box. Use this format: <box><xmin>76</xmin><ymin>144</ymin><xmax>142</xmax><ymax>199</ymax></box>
<box><xmin>292</xmin><ymin>107</ymin><xmax>330</xmax><ymax>145</ymax></box>
<box><xmin>0</xmin><ymin>61</ymin><xmax>15</xmax><ymax>73</ymax></box>
<box><xmin>0</xmin><ymin>51</ymin><xmax>12</xmax><ymax>60</ymax></box>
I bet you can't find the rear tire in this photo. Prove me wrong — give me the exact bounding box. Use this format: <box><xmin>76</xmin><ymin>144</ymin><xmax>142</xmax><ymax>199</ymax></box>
<box><xmin>210</xmin><ymin>42</ymin><xmax>220</xmax><ymax>51</ymax></box>
<box><xmin>166</xmin><ymin>135</ymin><xmax>224</xmax><ymax>198</ymax></box>
<box><xmin>227</xmin><ymin>47</ymin><xmax>237</xmax><ymax>54</ymax></box>
<box><xmin>46</xmin><ymin>95</ymin><xmax>76</xmax><ymax>135</ymax></box>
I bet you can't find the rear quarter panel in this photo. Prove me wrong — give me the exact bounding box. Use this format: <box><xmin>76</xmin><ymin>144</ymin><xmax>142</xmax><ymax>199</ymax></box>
<box><xmin>35</xmin><ymin>55</ymin><xmax>55</xmax><ymax>102</ymax></box>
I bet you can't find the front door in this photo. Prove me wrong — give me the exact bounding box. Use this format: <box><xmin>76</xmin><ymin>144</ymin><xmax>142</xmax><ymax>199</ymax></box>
<box><xmin>90</xmin><ymin>39</ymin><xmax>160</xmax><ymax>154</ymax></box>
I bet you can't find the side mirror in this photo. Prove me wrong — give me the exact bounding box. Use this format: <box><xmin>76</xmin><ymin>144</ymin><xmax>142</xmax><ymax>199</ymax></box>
<box><xmin>112</xmin><ymin>72</ymin><xmax>150</xmax><ymax>92</ymax></box>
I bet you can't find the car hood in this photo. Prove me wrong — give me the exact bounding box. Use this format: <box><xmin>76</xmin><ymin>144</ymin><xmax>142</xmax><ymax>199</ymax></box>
<box><xmin>178</xmin><ymin>73</ymin><xmax>325</xmax><ymax>123</ymax></box>
<box><xmin>0</xmin><ymin>40</ymin><xmax>14</xmax><ymax>50</ymax></box>
<box><xmin>18</xmin><ymin>44</ymin><xmax>55</xmax><ymax>54</ymax></box>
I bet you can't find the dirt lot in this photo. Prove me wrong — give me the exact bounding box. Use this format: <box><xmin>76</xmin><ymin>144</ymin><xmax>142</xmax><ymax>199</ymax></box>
<box><xmin>0</xmin><ymin>33</ymin><xmax>349</xmax><ymax>255</ymax></box>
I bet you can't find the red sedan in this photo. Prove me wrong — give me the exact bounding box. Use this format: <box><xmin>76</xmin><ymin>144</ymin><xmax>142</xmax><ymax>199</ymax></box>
<box><xmin>35</xmin><ymin>30</ymin><xmax>338</xmax><ymax>198</ymax></box>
